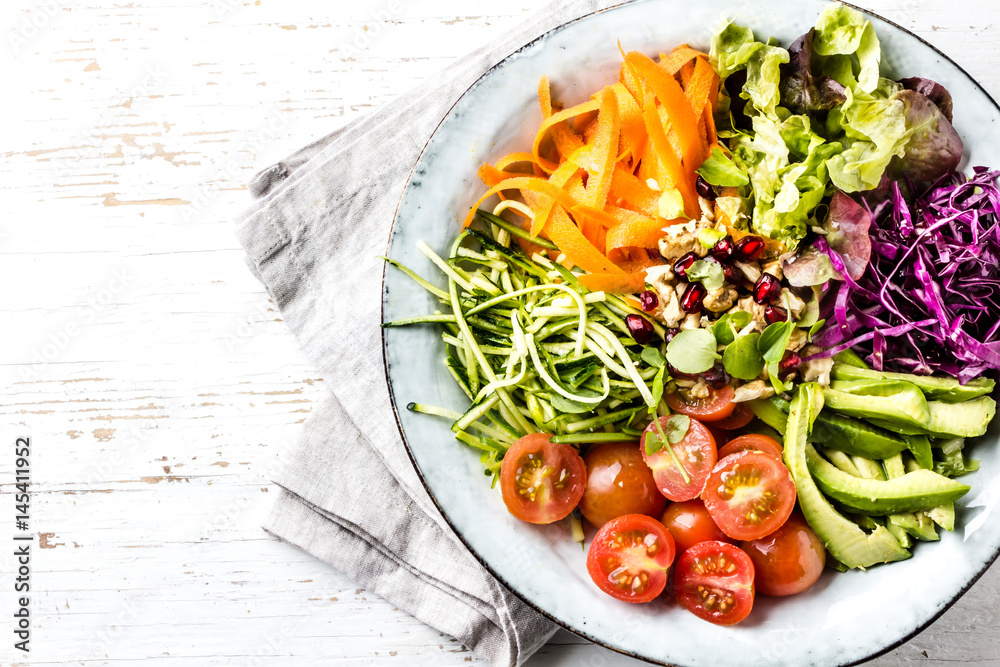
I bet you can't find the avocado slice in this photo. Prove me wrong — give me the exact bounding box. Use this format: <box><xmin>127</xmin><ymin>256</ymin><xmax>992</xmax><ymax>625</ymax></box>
<box><xmin>889</xmin><ymin>513</ymin><xmax>939</xmax><ymax>542</ymax></box>
<box><xmin>874</xmin><ymin>398</ymin><xmax>998</xmax><ymax>439</ymax></box>
<box><xmin>819</xmin><ymin>447</ymin><xmax>861</xmax><ymax>477</ymax></box>
<box><xmin>748</xmin><ymin>397</ymin><xmax>788</xmax><ymax>434</ymax></box>
<box><xmin>812</xmin><ymin>412</ymin><xmax>909</xmax><ymax>459</ymax></box>
<box><xmin>883</xmin><ymin>519</ymin><xmax>913</xmax><ymax>549</ymax></box>
<box><xmin>827</xmin><ymin>381</ymin><xmax>930</xmax><ymax>427</ymax></box>
<box><xmin>933</xmin><ymin>438</ymin><xmax>980</xmax><ymax>478</ymax></box>
<box><xmin>757</xmin><ymin>396</ymin><xmax>908</xmax><ymax>459</ymax></box>
<box><xmin>832</xmin><ymin>363</ymin><xmax>996</xmax><ymax>403</ymax></box>
<box><xmin>833</xmin><ymin>349</ymin><xmax>870</xmax><ymax>369</ymax></box>
<box><xmin>785</xmin><ymin>384</ymin><xmax>909</xmax><ymax>569</ymax></box>
<box><xmin>903</xmin><ymin>434</ymin><xmax>934</xmax><ymax>470</ymax></box>
<box><xmin>925</xmin><ymin>503</ymin><xmax>956</xmax><ymax>532</ymax></box>
<box><xmin>882</xmin><ymin>454</ymin><xmax>939</xmax><ymax>542</ymax></box>
<box><xmin>925</xmin><ymin>397</ymin><xmax>996</xmax><ymax>438</ymax></box>
<box><xmin>806</xmin><ymin>444</ymin><xmax>971</xmax><ymax>515</ymax></box>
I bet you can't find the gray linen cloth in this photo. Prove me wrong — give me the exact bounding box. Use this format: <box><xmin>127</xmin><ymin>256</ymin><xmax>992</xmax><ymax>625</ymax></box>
<box><xmin>235</xmin><ymin>1</ymin><xmax>632</xmax><ymax>664</ymax></box>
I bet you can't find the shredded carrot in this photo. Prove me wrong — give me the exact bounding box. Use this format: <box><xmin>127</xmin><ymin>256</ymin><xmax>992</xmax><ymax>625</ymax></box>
<box><xmin>468</xmin><ymin>44</ymin><xmax>718</xmax><ymax>296</ymax></box>
<box><xmin>494</xmin><ymin>152</ymin><xmax>538</xmax><ymax>171</ymax></box>
<box><xmin>544</xmin><ymin>207</ymin><xmax>623</xmax><ymax>274</ymax></box>
<box><xmin>617</xmin><ymin>41</ymin><xmax>647</xmax><ymax>105</ymax></box>
<box><xmin>578</xmin><ymin>271</ymin><xmax>648</xmax><ymax>294</ymax></box>
<box><xmin>530</xmin><ymin>159</ymin><xmax>581</xmax><ymax>237</ymax></box>
<box><xmin>684</xmin><ymin>57</ymin><xmax>718</xmax><ymax>159</ymax></box>
<box><xmin>538</xmin><ymin>75</ymin><xmax>553</xmax><ymax>118</ymax></box>
<box><xmin>605</xmin><ymin>209</ymin><xmax>669</xmax><ymax>261</ymax></box>
<box><xmin>659</xmin><ymin>44</ymin><xmax>709</xmax><ymax>75</ymax></box>
<box><xmin>615</xmin><ymin>256</ymin><xmax>665</xmax><ymax>273</ymax></box>
<box><xmin>678</xmin><ymin>60</ymin><xmax>696</xmax><ymax>89</ymax></box>
<box><xmin>626</xmin><ymin>51</ymin><xmax>703</xmax><ymax>179</ymax></box>
<box><xmin>610</xmin><ymin>83</ymin><xmax>646</xmax><ymax>166</ymax></box>
<box><xmin>531</xmin><ymin>98</ymin><xmax>601</xmax><ymax>173</ymax></box>
<box><xmin>583</xmin><ymin>87</ymin><xmax>622</xmax><ymax>212</ymax></box>
<box><xmin>610</xmin><ymin>167</ymin><xmax>660</xmax><ymax>217</ymax></box>
<box><xmin>478</xmin><ymin>163</ymin><xmax>521</xmax><ymax>187</ymax></box>
<box><xmin>641</xmin><ymin>92</ymin><xmax>699</xmax><ymax>219</ymax></box>
<box><xmin>464</xmin><ymin>176</ymin><xmax>615</xmax><ymax>230</ymax></box>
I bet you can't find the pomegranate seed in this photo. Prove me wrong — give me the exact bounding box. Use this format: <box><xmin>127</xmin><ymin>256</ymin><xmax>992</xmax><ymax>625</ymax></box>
<box><xmin>673</xmin><ymin>252</ymin><xmax>699</xmax><ymax>281</ymax></box>
<box><xmin>696</xmin><ymin>175</ymin><xmax>717</xmax><ymax>201</ymax></box>
<box><xmin>711</xmin><ymin>235</ymin><xmax>735</xmax><ymax>261</ymax></box>
<box><xmin>703</xmin><ymin>363</ymin><xmax>731</xmax><ymax>389</ymax></box>
<box><xmin>735</xmin><ymin>235</ymin><xmax>765</xmax><ymax>262</ymax></box>
<box><xmin>668</xmin><ymin>363</ymin><xmax>696</xmax><ymax>380</ymax></box>
<box><xmin>764</xmin><ymin>304</ymin><xmax>788</xmax><ymax>324</ymax></box>
<box><xmin>663</xmin><ymin>327</ymin><xmax>681</xmax><ymax>344</ymax></box>
<box><xmin>681</xmin><ymin>283</ymin><xmax>706</xmax><ymax>314</ymax></box>
<box><xmin>722</xmin><ymin>263</ymin><xmax>740</xmax><ymax>284</ymax></box>
<box><xmin>625</xmin><ymin>314</ymin><xmax>656</xmax><ymax>345</ymax></box>
<box><xmin>753</xmin><ymin>273</ymin><xmax>782</xmax><ymax>304</ymax></box>
<box><xmin>780</xmin><ymin>351</ymin><xmax>802</xmax><ymax>373</ymax></box>
<box><xmin>639</xmin><ymin>290</ymin><xmax>659</xmax><ymax>312</ymax></box>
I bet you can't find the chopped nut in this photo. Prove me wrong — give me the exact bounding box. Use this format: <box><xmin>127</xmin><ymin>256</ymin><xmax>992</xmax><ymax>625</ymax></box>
<box><xmin>689</xmin><ymin>378</ymin><xmax>711</xmax><ymax>399</ymax></box>
<box><xmin>735</xmin><ymin>296</ymin><xmax>768</xmax><ymax>332</ymax></box>
<box><xmin>674</xmin><ymin>378</ymin><xmax>697</xmax><ymax>388</ymax></box>
<box><xmin>698</xmin><ymin>196</ymin><xmax>716</xmax><ymax>222</ymax></box>
<box><xmin>735</xmin><ymin>261</ymin><xmax>762</xmax><ymax>283</ymax></box>
<box><xmin>704</xmin><ymin>285</ymin><xmax>739</xmax><ymax>313</ymax></box>
<box><xmin>762</xmin><ymin>259</ymin><xmax>784</xmax><ymax>281</ymax></box>
<box><xmin>779</xmin><ymin>288</ymin><xmax>807</xmax><ymax>320</ymax></box>
<box><xmin>658</xmin><ymin>230</ymin><xmax>708</xmax><ymax>262</ymax></box>
<box><xmin>733</xmin><ymin>380</ymin><xmax>775</xmax><ymax>403</ymax></box>
<box><xmin>788</xmin><ymin>329</ymin><xmax>809</xmax><ymax>352</ymax></box>
<box><xmin>681</xmin><ymin>313</ymin><xmax>702</xmax><ymax>329</ymax></box>
<box><xmin>659</xmin><ymin>287</ymin><xmax>685</xmax><ymax>327</ymax></box>
<box><xmin>802</xmin><ymin>356</ymin><xmax>835</xmax><ymax>385</ymax></box>
<box><xmin>645</xmin><ymin>264</ymin><xmax>675</xmax><ymax>288</ymax></box>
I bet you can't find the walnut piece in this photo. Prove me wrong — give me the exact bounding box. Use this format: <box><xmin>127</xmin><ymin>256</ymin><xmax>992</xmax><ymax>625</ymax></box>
<box><xmin>732</xmin><ymin>380</ymin><xmax>776</xmax><ymax>403</ymax></box>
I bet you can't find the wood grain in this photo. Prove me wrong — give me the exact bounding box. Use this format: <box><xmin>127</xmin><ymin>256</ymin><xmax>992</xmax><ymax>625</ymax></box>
<box><xmin>2</xmin><ymin>0</ymin><xmax>999</xmax><ymax>664</ymax></box>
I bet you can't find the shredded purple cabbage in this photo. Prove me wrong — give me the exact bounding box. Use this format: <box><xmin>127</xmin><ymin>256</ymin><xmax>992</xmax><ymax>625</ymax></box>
<box><xmin>811</xmin><ymin>168</ymin><xmax>1000</xmax><ymax>382</ymax></box>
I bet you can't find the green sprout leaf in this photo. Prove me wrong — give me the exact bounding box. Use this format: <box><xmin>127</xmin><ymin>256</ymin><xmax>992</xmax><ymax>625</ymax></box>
<box><xmin>808</xmin><ymin>318</ymin><xmax>827</xmax><ymax>340</ymax></box>
<box><xmin>759</xmin><ymin>321</ymin><xmax>796</xmax><ymax>364</ymax></box>
<box><xmin>723</xmin><ymin>332</ymin><xmax>765</xmax><ymax>380</ymax></box>
<box><xmin>641</xmin><ymin>346</ymin><xmax>666</xmax><ymax>369</ymax></box>
<box><xmin>687</xmin><ymin>260</ymin><xmax>725</xmax><ymax>292</ymax></box>
<box><xmin>650</xmin><ymin>363</ymin><xmax>667</xmax><ymax>410</ymax></box>
<box><xmin>698</xmin><ymin>227</ymin><xmax>726</xmax><ymax>249</ymax></box>
<box><xmin>645</xmin><ymin>415</ymin><xmax>691</xmax><ymax>454</ymax></box>
<box><xmin>667</xmin><ymin>328</ymin><xmax>722</xmax><ymax>374</ymax></box>
<box><xmin>645</xmin><ymin>433</ymin><xmax>664</xmax><ymax>456</ymax></box>
<box><xmin>659</xmin><ymin>188</ymin><xmax>687</xmax><ymax>219</ymax></box>
<box><xmin>712</xmin><ymin>310</ymin><xmax>753</xmax><ymax>345</ymax></box>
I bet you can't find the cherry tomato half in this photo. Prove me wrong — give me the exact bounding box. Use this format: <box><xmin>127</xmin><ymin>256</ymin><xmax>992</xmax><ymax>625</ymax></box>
<box><xmin>586</xmin><ymin>514</ymin><xmax>676</xmax><ymax>603</ymax></box>
<box><xmin>665</xmin><ymin>385</ymin><xmax>736</xmax><ymax>423</ymax></box>
<box><xmin>661</xmin><ymin>499</ymin><xmax>730</xmax><ymax>553</ymax></box>
<box><xmin>717</xmin><ymin>434</ymin><xmax>784</xmax><ymax>462</ymax></box>
<box><xmin>641</xmin><ymin>416</ymin><xmax>717</xmax><ymax>502</ymax></box>
<box><xmin>674</xmin><ymin>541</ymin><xmax>755</xmax><ymax>625</ymax></box>
<box><xmin>499</xmin><ymin>433</ymin><xmax>586</xmax><ymax>524</ymax></box>
<box><xmin>740</xmin><ymin>513</ymin><xmax>826</xmax><ymax>597</ymax></box>
<box><xmin>580</xmin><ymin>442</ymin><xmax>666</xmax><ymax>528</ymax></box>
<box><xmin>702</xmin><ymin>451</ymin><xmax>797</xmax><ymax>541</ymax></box>
<box><xmin>710</xmin><ymin>403</ymin><xmax>755</xmax><ymax>430</ymax></box>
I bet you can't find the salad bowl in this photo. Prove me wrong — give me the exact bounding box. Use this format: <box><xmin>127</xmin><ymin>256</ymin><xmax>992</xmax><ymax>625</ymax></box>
<box><xmin>382</xmin><ymin>0</ymin><xmax>1000</xmax><ymax>664</ymax></box>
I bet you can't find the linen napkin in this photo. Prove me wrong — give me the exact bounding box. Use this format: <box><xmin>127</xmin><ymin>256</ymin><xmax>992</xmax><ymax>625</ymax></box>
<box><xmin>235</xmin><ymin>1</ymin><xmax>635</xmax><ymax>664</ymax></box>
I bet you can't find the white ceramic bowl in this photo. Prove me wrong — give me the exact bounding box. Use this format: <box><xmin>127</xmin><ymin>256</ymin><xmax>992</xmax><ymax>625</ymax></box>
<box><xmin>382</xmin><ymin>1</ymin><xmax>1000</xmax><ymax>664</ymax></box>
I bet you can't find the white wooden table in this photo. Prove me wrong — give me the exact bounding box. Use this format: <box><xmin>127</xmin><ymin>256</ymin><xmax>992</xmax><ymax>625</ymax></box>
<box><xmin>3</xmin><ymin>1</ymin><xmax>1000</xmax><ymax>664</ymax></box>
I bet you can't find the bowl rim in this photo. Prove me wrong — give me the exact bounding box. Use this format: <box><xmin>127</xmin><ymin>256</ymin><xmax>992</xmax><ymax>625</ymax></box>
<box><xmin>379</xmin><ymin>2</ymin><xmax>1000</xmax><ymax>664</ymax></box>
